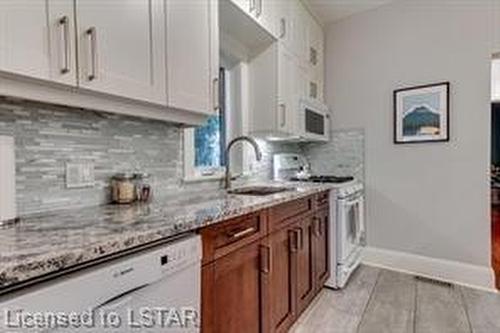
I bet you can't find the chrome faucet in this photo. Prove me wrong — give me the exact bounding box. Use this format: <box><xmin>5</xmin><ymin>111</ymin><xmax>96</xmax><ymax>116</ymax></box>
<box><xmin>224</xmin><ymin>136</ymin><xmax>263</xmax><ymax>189</ymax></box>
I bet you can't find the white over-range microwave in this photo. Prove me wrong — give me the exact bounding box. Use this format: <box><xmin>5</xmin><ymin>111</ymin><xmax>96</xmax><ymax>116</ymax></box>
<box><xmin>298</xmin><ymin>98</ymin><xmax>330</xmax><ymax>141</ymax></box>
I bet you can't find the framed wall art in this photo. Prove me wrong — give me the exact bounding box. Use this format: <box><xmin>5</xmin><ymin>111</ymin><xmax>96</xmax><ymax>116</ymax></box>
<box><xmin>394</xmin><ymin>82</ymin><xmax>450</xmax><ymax>144</ymax></box>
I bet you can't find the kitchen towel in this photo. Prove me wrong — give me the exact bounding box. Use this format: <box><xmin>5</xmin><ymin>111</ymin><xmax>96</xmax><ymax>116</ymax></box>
<box><xmin>0</xmin><ymin>136</ymin><xmax>16</xmax><ymax>222</ymax></box>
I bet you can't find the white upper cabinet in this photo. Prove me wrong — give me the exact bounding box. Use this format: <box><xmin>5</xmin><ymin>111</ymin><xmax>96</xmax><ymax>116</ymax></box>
<box><xmin>166</xmin><ymin>0</ymin><xmax>219</xmax><ymax>115</ymax></box>
<box><xmin>276</xmin><ymin>0</ymin><xmax>293</xmax><ymax>49</ymax></box>
<box><xmin>0</xmin><ymin>0</ymin><xmax>77</xmax><ymax>85</ymax></box>
<box><xmin>247</xmin><ymin>0</ymin><xmax>326</xmax><ymax>140</ymax></box>
<box><xmin>277</xmin><ymin>45</ymin><xmax>297</xmax><ymax>134</ymax></box>
<box><xmin>230</xmin><ymin>0</ymin><xmax>252</xmax><ymax>14</ymax></box>
<box><xmin>290</xmin><ymin>0</ymin><xmax>308</xmax><ymax>64</ymax></box>
<box><xmin>209</xmin><ymin>0</ymin><xmax>220</xmax><ymax>114</ymax></box>
<box><xmin>249</xmin><ymin>43</ymin><xmax>304</xmax><ymax>138</ymax></box>
<box><xmin>258</xmin><ymin>0</ymin><xmax>278</xmax><ymax>38</ymax></box>
<box><xmin>229</xmin><ymin>0</ymin><xmax>278</xmax><ymax>38</ymax></box>
<box><xmin>76</xmin><ymin>0</ymin><xmax>166</xmax><ymax>104</ymax></box>
<box><xmin>275</xmin><ymin>0</ymin><xmax>308</xmax><ymax>62</ymax></box>
<box><xmin>305</xmin><ymin>13</ymin><xmax>324</xmax><ymax>101</ymax></box>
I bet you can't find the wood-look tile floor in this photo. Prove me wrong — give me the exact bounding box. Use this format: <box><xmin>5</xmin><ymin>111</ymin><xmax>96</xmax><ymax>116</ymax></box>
<box><xmin>290</xmin><ymin>265</ymin><xmax>500</xmax><ymax>333</ymax></box>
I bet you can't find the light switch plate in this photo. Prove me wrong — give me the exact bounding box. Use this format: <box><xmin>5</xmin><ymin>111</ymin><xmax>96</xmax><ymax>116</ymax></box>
<box><xmin>66</xmin><ymin>162</ymin><xmax>95</xmax><ymax>189</ymax></box>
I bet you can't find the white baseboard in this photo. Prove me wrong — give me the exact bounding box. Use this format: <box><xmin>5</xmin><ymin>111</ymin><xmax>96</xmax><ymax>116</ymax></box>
<box><xmin>362</xmin><ymin>246</ymin><xmax>496</xmax><ymax>292</ymax></box>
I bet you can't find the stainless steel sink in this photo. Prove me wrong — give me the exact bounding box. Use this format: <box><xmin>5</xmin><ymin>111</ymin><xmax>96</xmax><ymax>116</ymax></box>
<box><xmin>227</xmin><ymin>186</ymin><xmax>294</xmax><ymax>196</ymax></box>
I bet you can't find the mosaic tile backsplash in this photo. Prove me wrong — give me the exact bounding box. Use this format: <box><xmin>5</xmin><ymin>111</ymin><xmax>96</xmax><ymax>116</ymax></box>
<box><xmin>302</xmin><ymin>129</ymin><xmax>365</xmax><ymax>181</ymax></box>
<box><xmin>0</xmin><ymin>100</ymin><xmax>186</xmax><ymax>215</ymax></box>
<box><xmin>0</xmin><ymin>100</ymin><xmax>302</xmax><ymax>215</ymax></box>
<box><xmin>0</xmin><ymin>99</ymin><xmax>364</xmax><ymax>215</ymax></box>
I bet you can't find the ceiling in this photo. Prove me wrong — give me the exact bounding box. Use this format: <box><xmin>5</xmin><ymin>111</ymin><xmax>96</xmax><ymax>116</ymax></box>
<box><xmin>303</xmin><ymin>0</ymin><xmax>395</xmax><ymax>25</ymax></box>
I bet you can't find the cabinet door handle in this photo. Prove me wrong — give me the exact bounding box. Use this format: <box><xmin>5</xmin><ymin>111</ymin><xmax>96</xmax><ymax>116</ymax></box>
<box><xmin>249</xmin><ymin>0</ymin><xmax>256</xmax><ymax>13</ymax></box>
<box><xmin>312</xmin><ymin>217</ymin><xmax>319</xmax><ymax>237</ymax></box>
<box><xmin>316</xmin><ymin>217</ymin><xmax>324</xmax><ymax>237</ymax></box>
<box><xmin>279</xmin><ymin>103</ymin><xmax>286</xmax><ymax>128</ymax></box>
<box><xmin>86</xmin><ymin>27</ymin><xmax>98</xmax><ymax>81</ymax></box>
<box><xmin>288</xmin><ymin>230</ymin><xmax>298</xmax><ymax>253</ymax></box>
<box><xmin>212</xmin><ymin>77</ymin><xmax>219</xmax><ymax>111</ymax></box>
<box><xmin>280</xmin><ymin>18</ymin><xmax>286</xmax><ymax>39</ymax></box>
<box><xmin>59</xmin><ymin>16</ymin><xmax>70</xmax><ymax>74</ymax></box>
<box><xmin>260</xmin><ymin>245</ymin><xmax>271</xmax><ymax>274</ymax></box>
<box><xmin>296</xmin><ymin>228</ymin><xmax>303</xmax><ymax>250</ymax></box>
<box><xmin>228</xmin><ymin>226</ymin><xmax>255</xmax><ymax>239</ymax></box>
<box><xmin>256</xmin><ymin>0</ymin><xmax>262</xmax><ymax>17</ymax></box>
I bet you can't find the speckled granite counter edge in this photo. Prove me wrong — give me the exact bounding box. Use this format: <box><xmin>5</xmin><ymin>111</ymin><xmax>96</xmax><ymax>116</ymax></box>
<box><xmin>0</xmin><ymin>185</ymin><xmax>333</xmax><ymax>292</ymax></box>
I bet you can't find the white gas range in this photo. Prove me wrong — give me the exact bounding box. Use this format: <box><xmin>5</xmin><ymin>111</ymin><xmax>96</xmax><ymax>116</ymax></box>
<box><xmin>273</xmin><ymin>153</ymin><xmax>366</xmax><ymax>289</ymax></box>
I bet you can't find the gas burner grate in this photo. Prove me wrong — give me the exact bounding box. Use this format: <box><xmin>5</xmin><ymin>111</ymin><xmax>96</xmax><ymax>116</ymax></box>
<box><xmin>291</xmin><ymin>175</ymin><xmax>354</xmax><ymax>184</ymax></box>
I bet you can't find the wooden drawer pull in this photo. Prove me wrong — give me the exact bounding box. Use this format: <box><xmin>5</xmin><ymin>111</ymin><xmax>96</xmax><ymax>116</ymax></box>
<box><xmin>260</xmin><ymin>245</ymin><xmax>271</xmax><ymax>274</ymax></box>
<box><xmin>228</xmin><ymin>227</ymin><xmax>256</xmax><ymax>239</ymax></box>
<box><xmin>288</xmin><ymin>229</ymin><xmax>299</xmax><ymax>253</ymax></box>
<box><xmin>297</xmin><ymin>228</ymin><xmax>303</xmax><ymax>250</ymax></box>
<box><xmin>313</xmin><ymin>217</ymin><xmax>321</xmax><ymax>237</ymax></box>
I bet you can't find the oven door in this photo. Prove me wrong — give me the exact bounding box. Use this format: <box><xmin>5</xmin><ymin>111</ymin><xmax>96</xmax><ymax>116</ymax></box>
<box><xmin>336</xmin><ymin>192</ymin><xmax>365</xmax><ymax>264</ymax></box>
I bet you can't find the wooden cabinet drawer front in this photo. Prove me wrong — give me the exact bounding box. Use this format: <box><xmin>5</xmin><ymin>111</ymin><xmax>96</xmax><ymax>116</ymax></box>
<box><xmin>315</xmin><ymin>191</ymin><xmax>330</xmax><ymax>209</ymax></box>
<box><xmin>214</xmin><ymin>214</ymin><xmax>263</xmax><ymax>249</ymax></box>
<box><xmin>269</xmin><ymin>196</ymin><xmax>313</xmax><ymax>231</ymax></box>
<box><xmin>201</xmin><ymin>212</ymin><xmax>267</xmax><ymax>264</ymax></box>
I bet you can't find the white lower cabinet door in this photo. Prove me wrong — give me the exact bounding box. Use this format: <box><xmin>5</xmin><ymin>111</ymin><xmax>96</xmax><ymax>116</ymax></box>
<box><xmin>0</xmin><ymin>0</ymin><xmax>77</xmax><ymax>85</ymax></box>
<box><xmin>166</xmin><ymin>0</ymin><xmax>218</xmax><ymax>115</ymax></box>
<box><xmin>76</xmin><ymin>0</ymin><xmax>166</xmax><ymax>104</ymax></box>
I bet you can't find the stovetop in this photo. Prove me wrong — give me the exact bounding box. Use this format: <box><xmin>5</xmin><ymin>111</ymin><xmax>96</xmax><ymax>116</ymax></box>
<box><xmin>290</xmin><ymin>175</ymin><xmax>354</xmax><ymax>184</ymax></box>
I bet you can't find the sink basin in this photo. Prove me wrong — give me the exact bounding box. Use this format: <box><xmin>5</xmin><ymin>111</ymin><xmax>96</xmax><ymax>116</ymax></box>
<box><xmin>228</xmin><ymin>186</ymin><xmax>294</xmax><ymax>196</ymax></box>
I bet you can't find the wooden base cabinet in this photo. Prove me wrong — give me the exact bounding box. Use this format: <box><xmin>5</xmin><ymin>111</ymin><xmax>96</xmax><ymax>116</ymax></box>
<box><xmin>202</xmin><ymin>240</ymin><xmax>266</xmax><ymax>333</ymax></box>
<box><xmin>200</xmin><ymin>192</ymin><xmax>330</xmax><ymax>333</ymax></box>
<box><xmin>296</xmin><ymin>216</ymin><xmax>316</xmax><ymax>315</ymax></box>
<box><xmin>265</xmin><ymin>224</ymin><xmax>297</xmax><ymax>333</ymax></box>
<box><xmin>313</xmin><ymin>207</ymin><xmax>330</xmax><ymax>292</ymax></box>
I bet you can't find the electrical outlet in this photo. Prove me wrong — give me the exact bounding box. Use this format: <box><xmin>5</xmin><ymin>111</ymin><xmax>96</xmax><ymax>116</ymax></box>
<box><xmin>66</xmin><ymin>162</ymin><xmax>95</xmax><ymax>189</ymax></box>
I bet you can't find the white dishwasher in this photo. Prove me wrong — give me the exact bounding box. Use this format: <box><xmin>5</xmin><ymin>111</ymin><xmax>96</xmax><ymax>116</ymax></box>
<box><xmin>0</xmin><ymin>234</ymin><xmax>201</xmax><ymax>333</ymax></box>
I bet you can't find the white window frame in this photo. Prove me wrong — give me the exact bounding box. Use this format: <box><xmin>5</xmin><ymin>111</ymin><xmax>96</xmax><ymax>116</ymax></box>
<box><xmin>183</xmin><ymin>128</ymin><xmax>226</xmax><ymax>182</ymax></box>
<box><xmin>183</xmin><ymin>62</ymin><xmax>252</xmax><ymax>182</ymax></box>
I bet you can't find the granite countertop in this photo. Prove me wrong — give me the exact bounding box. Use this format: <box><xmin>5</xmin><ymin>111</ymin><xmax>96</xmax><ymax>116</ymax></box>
<box><xmin>0</xmin><ymin>182</ymin><xmax>333</xmax><ymax>292</ymax></box>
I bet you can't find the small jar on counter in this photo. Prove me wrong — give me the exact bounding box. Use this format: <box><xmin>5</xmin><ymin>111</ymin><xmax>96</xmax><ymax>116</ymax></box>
<box><xmin>111</xmin><ymin>173</ymin><xmax>136</xmax><ymax>204</ymax></box>
<box><xmin>134</xmin><ymin>173</ymin><xmax>152</xmax><ymax>203</ymax></box>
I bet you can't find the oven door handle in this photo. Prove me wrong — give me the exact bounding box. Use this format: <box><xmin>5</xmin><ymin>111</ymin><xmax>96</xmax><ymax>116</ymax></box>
<box><xmin>348</xmin><ymin>197</ymin><xmax>365</xmax><ymax>244</ymax></box>
<box><xmin>357</xmin><ymin>197</ymin><xmax>366</xmax><ymax>243</ymax></box>
<box><xmin>338</xmin><ymin>196</ymin><xmax>363</xmax><ymax>206</ymax></box>
<box><xmin>338</xmin><ymin>196</ymin><xmax>365</xmax><ymax>244</ymax></box>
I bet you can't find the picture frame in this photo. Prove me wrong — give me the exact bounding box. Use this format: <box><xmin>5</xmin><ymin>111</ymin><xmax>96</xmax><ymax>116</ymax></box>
<box><xmin>393</xmin><ymin>82</ymin><xmax>450</xmax><ymax>144</ymax></box>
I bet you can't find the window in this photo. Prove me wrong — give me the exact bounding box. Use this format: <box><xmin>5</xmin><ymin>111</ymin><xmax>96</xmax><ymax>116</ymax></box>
<box><xmin>184</xmin><ymin>68</ymin><xmax>227</xmax><ymax>181</ymax></box>
<box><xmin>194</xmin><ymin>112</ymin><xmax>226</xmax><ymax>169</ymax></box>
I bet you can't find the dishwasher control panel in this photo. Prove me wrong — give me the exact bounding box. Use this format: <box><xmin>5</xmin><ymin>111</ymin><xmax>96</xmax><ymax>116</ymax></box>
<box><xmin>156</xmin><ymin>236</ymin><xmax>201</xmax><ymax>276</ymax></box>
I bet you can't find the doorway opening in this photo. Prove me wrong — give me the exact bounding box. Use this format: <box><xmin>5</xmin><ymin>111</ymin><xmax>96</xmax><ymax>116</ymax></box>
<box><xmin>491</xmin><ymin>57</ymin><xmax>500</xmax><ymax>289</ymax></box>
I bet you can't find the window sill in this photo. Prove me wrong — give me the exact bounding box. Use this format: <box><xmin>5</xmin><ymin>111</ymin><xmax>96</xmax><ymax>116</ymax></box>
<box><xmin>183</xmin><ymin>173</ymin><xmax>225</xmax><ymax>184</ymax></box>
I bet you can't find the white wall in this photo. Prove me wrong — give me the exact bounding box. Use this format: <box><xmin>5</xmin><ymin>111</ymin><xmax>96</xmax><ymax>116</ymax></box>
<box><xmin>326</xmin><ymin>0</ymin><xmax>493</xmax><ymax>270</ymax></box>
